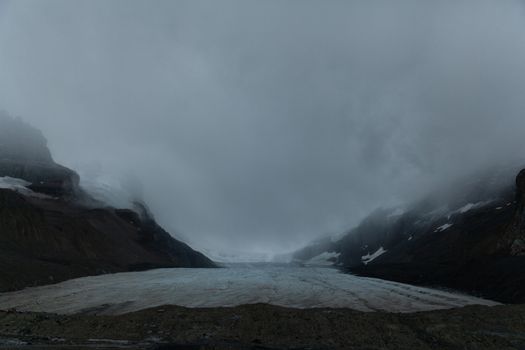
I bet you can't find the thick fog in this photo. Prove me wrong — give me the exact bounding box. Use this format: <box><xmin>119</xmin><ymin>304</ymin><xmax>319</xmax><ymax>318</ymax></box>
<box><xmin>1</xmin><ymin>0</ymin><xmax>525</xmax><ymax>258</ymax></box>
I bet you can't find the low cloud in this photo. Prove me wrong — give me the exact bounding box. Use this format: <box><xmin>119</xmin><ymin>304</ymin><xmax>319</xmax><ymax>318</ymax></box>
<box><xmin>1</xmin><ymin>0</ymin><xmax>525</xmax><ymax>255</ymax></box>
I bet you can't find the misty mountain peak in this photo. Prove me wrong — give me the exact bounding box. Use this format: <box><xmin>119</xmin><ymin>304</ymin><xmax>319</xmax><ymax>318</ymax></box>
<box><xmin>0</xmin><ymin>113</ymin><xmax>79</xmax><ymax>196</ymax></box>
<box><xmin>0</xmin><ymin>112</ymin><xmax>53</xmax><ymax>163</ymax></box>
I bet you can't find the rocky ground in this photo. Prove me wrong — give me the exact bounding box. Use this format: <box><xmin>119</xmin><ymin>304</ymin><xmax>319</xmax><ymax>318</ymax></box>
<box><xmin>0</xmin><ymin>303</ymin><xmax>525</xmax><ymax>349</ymax></box>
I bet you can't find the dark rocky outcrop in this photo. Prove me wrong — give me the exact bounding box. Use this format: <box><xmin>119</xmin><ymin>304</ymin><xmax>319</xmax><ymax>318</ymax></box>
<box><xmin>0</xmin><ymin>114</ymin><xmax>215</xmax><ymax>292</ymax></box>
<box><xmin>0</xmin><ymin>159</ymin><xmax>80</xmax><ymax>197</ymax></box>
<box><xmin>0</xmin><ymin>189</ymin><xmax>215</xmax><ymax>292</ymax></box>
<box><xmin>504</xmin><ymin>169</ymin><xmax>525</xmax><ymax>256</ymax></box>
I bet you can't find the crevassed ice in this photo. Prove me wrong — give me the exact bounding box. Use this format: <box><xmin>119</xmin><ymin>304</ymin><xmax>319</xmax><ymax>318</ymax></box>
<box><xmin>0</xmin><ymin>265</ymin><xmax>499</xmax><ymax>315</ymax></box>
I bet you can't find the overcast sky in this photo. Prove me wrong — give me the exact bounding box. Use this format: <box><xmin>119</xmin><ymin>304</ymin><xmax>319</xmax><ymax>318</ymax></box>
<box><xmin>1</xmin><ymin>0</ymin><xmax>525</xmax><ymax>257</ymax></box>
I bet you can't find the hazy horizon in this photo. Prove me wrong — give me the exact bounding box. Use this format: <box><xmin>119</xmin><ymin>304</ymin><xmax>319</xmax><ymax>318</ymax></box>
<box><xmin>2</xmin><ymin>0</ymin><xmax>525</xmax><ymax>258</ymax></box>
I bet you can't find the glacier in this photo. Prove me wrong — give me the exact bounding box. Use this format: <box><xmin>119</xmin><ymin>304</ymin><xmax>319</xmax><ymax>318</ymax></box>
<box><xmin>0</xmin><ymin>264</ymin><xmax>498</xmax><ymax>315</ymax></box>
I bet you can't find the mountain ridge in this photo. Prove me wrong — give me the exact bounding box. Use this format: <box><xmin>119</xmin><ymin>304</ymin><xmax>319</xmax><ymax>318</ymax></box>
<box><xmin>293</xmin><ymin>165</ymin><xmax>525</xmax><ymax>303</ymax></box>
<box><xmin>0</xmin><ymin>115</ymin><xmax>216</xmax><ymax>292</ymax></box>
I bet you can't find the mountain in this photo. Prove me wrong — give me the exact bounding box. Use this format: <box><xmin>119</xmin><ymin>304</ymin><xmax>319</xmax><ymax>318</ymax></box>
<box><xmin>0</xmin><ymin>114</ymin><xmax>215</xmax><ymax>292</ymax></box>
<box><xmin>293</xmin><ymin>165</ymin><xmax>525</xmax><ymax>303</ymax></box>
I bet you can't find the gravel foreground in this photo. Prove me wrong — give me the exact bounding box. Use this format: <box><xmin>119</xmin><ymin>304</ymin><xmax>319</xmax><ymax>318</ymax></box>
<box><xmin>1</xmin><ymin>303</ymin><xmax>525</xmax><ymax>350</ymax></box>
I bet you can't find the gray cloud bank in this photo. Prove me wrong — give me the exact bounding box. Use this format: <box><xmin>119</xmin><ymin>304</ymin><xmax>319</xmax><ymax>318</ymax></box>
<box><xmin>1</xmin><ymin>0</ymin><xmax>525</xmax><ymax>256</ymax></box>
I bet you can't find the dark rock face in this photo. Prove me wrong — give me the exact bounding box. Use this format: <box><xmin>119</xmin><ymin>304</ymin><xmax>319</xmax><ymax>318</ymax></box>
<box><xmin>507</xmin><ymin>168</ymin><xmax>525</xmax><ymax>256</ymax></box>
<box><xmin>0</xmin><ymin>186</ymin><xmax>215</xmax><ymax>292</ymax></box>
<box><xmin>516</xmin><ymin>169</ymin><xmax>525</xmax><ymax>197</ymax></box>
<box><xmin>0</xmin><ymin>115</ymin><xmax>215</xmax><ymax>291</ymax></box>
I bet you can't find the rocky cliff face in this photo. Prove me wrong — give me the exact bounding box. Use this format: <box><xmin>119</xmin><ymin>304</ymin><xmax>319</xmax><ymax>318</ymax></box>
<box><xmin>504</xmin><ymin>169</ymin><xmax>525</xmax><ymax>256</ymax></box>
<box><xmin>0</xmin><ymin>115</ymin><xmax>215</xmax><ymax>292</ymax></box>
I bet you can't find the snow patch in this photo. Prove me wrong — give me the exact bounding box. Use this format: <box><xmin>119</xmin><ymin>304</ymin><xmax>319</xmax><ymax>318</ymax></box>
<box><xmin>435</xmin><ymin>223</ymin><xmax>453</xmax><ymax>232</ymax></box>
<box><xmin>0</xmin><ymin>176</ymin><xmax>52</xmax><ymax>199</ymax></box>
<box><xmin>455</xmin><ymin>201</ymin><xmax>492</xmax><ymax>214</ymax></box>
<box><xmin>0</xmin><ymin>176</ymin><xmax>31</xmax><ymax>190</ymax></box>
<box><xmin>304</xmin><ymin>252</ymin><xmax>340</xmax><ymax>266</ymax></box>
<box><xmin>361</xmin><ymin>247</ymin><xmax>387</xmax><ymax>265</ymax></box>
<box><xmin>458</xmin><ymin>203</ymin><xmax>475</xmax><ymax>213</ymax></box>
